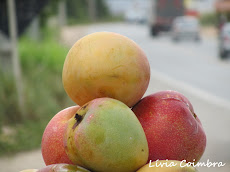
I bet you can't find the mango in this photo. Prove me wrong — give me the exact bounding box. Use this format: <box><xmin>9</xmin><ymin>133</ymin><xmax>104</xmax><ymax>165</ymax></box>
<box><xmin>41</xmin><ymin>106</ymin><xmax>80</xmax><ymax>165</ymax></box>
<box><xmin>64</xmin><ymin>98</ymin><xmax>149</xmax><ymax>172</ymax></box>
<box><xmin>62</xmin><ymin>32</ymin><xmax>150</xmax><ymax>107</ymax></box>
<box><xmin>132</xmin><ymin>90</ymin><xmax>206</xmax><ymax>163</ymax></box>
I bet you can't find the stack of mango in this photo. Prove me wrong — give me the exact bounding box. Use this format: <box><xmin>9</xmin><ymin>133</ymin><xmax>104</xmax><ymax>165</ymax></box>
<box><xmin>21</xmin><ymin>32</ymin><xmax>206</xmax><ymax>172</ymax></box>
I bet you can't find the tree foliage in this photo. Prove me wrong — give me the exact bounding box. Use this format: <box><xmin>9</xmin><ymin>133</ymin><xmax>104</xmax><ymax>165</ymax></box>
<box><xmin>200</xmin><ymin>12</ymin><xmax>218</xmax><ymax>27</ymax></box>
<box><xmin>40</xmin><ymin>0</ymin><xmax>111</xmax><ymax>26</ymax></box>
<box><xmin>67</xmin><ymin>0</ymin><xmax>110</xmax><ymax>23</ymax></box>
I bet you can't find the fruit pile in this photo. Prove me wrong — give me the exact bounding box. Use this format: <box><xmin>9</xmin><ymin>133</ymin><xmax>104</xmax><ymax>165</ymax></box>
<box><xmin>21</xmin><ymin>32</ymin><xmax>206</xmax><ymax>172</ymax></box>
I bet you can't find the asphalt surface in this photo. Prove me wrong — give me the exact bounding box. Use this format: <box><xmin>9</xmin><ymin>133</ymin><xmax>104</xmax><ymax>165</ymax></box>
<box><xmin>1</xmin><ymin>23</ymin><xmax>230</xmax><ymax>172</ymax></box>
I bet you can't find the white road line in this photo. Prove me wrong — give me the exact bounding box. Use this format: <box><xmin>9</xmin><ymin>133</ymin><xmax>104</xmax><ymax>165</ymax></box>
<box><xmin>150</xmin><ymin>69</ymin><xmax>230</xmax><ymax>110</ymax></box>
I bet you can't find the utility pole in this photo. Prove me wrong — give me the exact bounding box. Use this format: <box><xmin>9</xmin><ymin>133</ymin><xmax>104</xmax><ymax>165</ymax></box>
<box><xmin>7</xmin><ymin>0</ymin><xmax>25</xmax><ymax>117</ymax></box>
<box><xmin>87</xmin><ymin>0</ymin><xmax>97</xmax><ymax>22</ymax></box>
<box><xmin>28</xmin><ymin>16</ymin><xmax>40</xmax><ymax>41</ymax></box>
<box><xmin>0</xmin><ymin>32</ymin><xmax>11</xmax><ymax>72</ymax></box>
<box><xmin>58</xmin><ymin>0</ymin><xmax>67</xmax><ymax>28</ymax></box>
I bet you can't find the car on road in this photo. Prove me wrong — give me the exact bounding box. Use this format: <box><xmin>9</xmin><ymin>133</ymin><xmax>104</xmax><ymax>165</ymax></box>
<box><xmin>171</xmin><ymin>16</ymin><xmax>200</xmax><ymax>41</ymax></box>
<box><xmin>125</xmin><ymin>9</ymin><xmax>147</xmax><ymax>24</ymax></box>
<box><xmin>218</xmin><ymin>22</ymin><xmax>230</xmax><ymax>59</ymax></box>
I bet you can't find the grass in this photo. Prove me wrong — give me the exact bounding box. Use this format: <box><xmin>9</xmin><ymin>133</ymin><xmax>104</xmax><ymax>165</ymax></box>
<box><xmin>0</xmin><ymin>29</ymin><xmax>74</xmax><ymax>156</ymax></box>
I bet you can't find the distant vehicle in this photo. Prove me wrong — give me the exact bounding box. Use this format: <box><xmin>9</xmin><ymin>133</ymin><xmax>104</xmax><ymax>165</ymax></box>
<box><xmin>171</xmin><ymin>16</ymin><xmax>201</xmax><ymax>41</ymax></box>
<box><xmin>219</xmin><ymin>23</ymin><xmax>230</xmax><ymax>59</ymax></box>
<box><xmin>149</xmin><ymin>0</ymin><xmax>185</xmax><ymax>36</ymax></box>
<box><xmin>125</xmin><ymin>9</ymin><xmax>147</xmax><ymax>24</ymax></box>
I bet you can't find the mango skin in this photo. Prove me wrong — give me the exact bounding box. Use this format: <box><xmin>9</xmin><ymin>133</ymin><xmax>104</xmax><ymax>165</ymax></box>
<box><xmin>132</xmin><ymin>90</ymin><xmax>206</xmax><ymax>163</ymax></box>
<box><xmin>137</xmin><ymin>160</ymin><xmax>197</xmax><ymax>172</ymax></box>
<box><xmin>41</xmin><ymin>106</ymin><xmax>80</xmax><ymax>165</ymax></box>
<box><xmin>62</xmin><ymin>32</ymin><xmax>150</xmax><ymax>107</ymax></box>
<box><xmin>64</xmin><ymin>98</ymin><xmax>149</xmax><ymax>172</ymax></box>
<box><xmin>37</xmin><ymin>164</ymin><xmax>90</xmax><ymax>172</ymax></box>
<box><xmin>20</xmin><ymin>170</ymin><xmax>38</xmax><ymax>172</ymax></box>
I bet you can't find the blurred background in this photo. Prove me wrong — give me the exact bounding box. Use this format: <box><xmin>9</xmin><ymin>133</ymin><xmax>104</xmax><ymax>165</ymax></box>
<box><xmin>0</xmin><ymin>0</ymin><xmax>230</xmax><ymax>171</ymax></box>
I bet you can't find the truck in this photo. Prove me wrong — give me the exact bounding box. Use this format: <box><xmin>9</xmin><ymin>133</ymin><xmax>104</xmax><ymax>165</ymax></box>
<box><xmin>215</xmin><ymin>0</ymin><xmax>230</xmax><ymax>58</ymax></box>
<box><xmin>149</xmin><ymin>0</ymin><xmax>185</xmax><ymax>36</ymax></box>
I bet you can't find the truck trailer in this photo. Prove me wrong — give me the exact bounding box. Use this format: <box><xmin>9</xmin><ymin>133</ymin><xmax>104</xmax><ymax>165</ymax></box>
<box><xmin>149</xmin><ymin>0</ymin><xmax>185</xmax><ymax>36</ymax></box>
